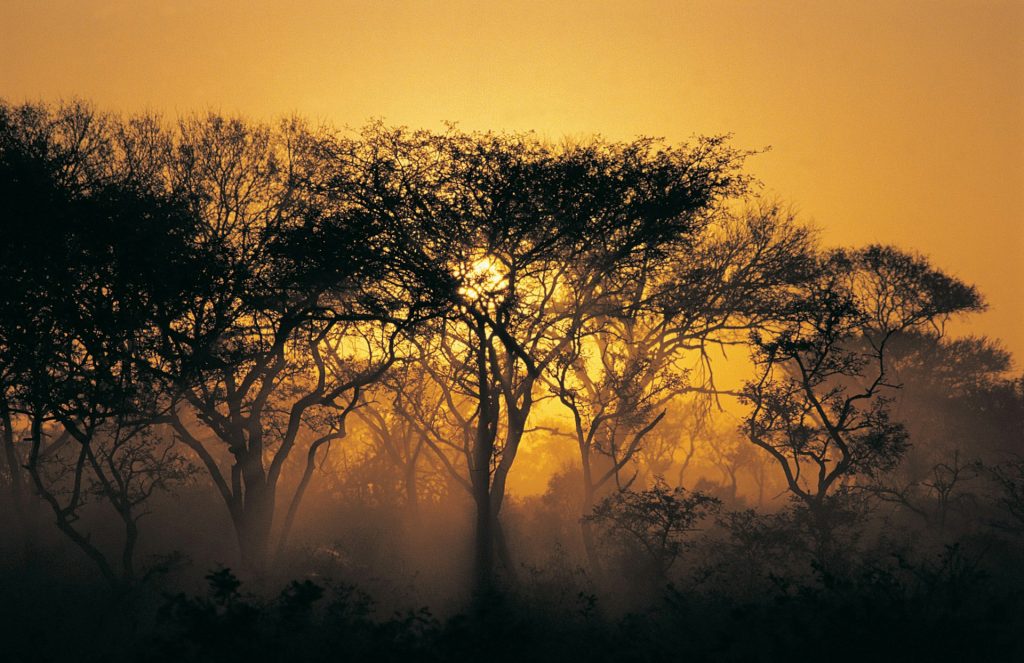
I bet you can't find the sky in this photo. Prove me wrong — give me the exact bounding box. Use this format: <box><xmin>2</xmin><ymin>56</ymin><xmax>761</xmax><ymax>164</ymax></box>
<box><xmin>2</xmin><ymin>0</ymin><xmax>1022</xmax><ymax>360</ymax></box>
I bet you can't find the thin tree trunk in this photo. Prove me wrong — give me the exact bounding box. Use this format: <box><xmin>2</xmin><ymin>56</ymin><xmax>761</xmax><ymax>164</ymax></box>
<box><xmin>26</xmin><ymin>414</ymin><xmax>119</xmax><ymax>588</ymax></box>
<box><xmin>1</xmin><ymin>403</ymin><xmax>34</xmax><ymax>561</ymax></box>
<box><xmin>404</xmin><ymin>462</ymin><xmax>419</xmax><ymax>511</ymax></box>
<box><xmin>122</xmin><ymin>517</ymin><xmax>138</xmax><ymax>582</ymax></box>
<box><xmin>580</xmin><ymin>485</ymin><xmax>602</xmax><ymax>578</ymax></box>
<box><xmin>579</xmin><ymin>446</ymin><xmax>604</xmax><ymax>577</ymax></box>
<box><xmin>275</xmin><ymin>432</ymin><xmax>342</xmax><ymax>562</ymax></box>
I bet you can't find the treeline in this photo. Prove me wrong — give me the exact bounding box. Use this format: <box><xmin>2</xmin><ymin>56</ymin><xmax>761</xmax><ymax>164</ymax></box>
<box><xmin>1</xmin><ymin>100</ymin><xmax>1022</xmax><ymax>660</ymax></box>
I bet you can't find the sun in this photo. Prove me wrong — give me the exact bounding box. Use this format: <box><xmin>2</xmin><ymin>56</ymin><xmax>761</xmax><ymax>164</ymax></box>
<box><xmin>457</xmin><ymin>253</ymin><xmax>509</xmax><ymax>302</ymax></box>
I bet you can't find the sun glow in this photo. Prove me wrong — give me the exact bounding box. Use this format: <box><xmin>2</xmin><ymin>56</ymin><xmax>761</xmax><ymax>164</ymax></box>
<box><xmin>456</xmin><ymin>253</ymin><xmax>509</xmax><ymax>302</ymax></box>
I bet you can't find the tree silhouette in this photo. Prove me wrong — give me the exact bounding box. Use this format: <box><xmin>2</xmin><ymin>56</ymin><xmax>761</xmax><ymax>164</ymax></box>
<box><xmin>330</xmin><ymin>124</ymin><xmax>753</xmax><ymax>592</ymax></box>
<box><xmin>586</xmin><ymin>478</ymin><xmax>720</xmax><ymax>582</ymax></box>
<box><xmin>547</xmin><ymin>204</ymin><xmax>812</xmax><ymax>570</ymax></box>
<box><xmin>740</xmin><ymin>246</ymin><xmax>984</xmax><ymax>565</ymax></box>
<box><xmin>0</xmin><ymin>100</ymin><xmax>203</xmax><ymax>584</ymax></box>
<box><xmin>2</xmin><ymin>101</ymin><xmax>1020</xmax><ymax>663</ymax></box>
<box><xmin>151</xmin><ymin>115</ymin><xmax>416</xmax><ymax>571</ymax></box>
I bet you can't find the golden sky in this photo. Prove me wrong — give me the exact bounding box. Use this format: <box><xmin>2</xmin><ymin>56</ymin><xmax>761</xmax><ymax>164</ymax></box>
<box><xmin>3</xmin><ymin>0</ymin><xmax>1022</xmax><ymax>359</ymax></box>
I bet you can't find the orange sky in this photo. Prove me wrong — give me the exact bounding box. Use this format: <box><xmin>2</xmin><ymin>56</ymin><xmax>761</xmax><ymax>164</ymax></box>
<box><xmin>3</xmin><ymin>0</ymin><xmax>1022</xmax><ymax>360</ymax></box>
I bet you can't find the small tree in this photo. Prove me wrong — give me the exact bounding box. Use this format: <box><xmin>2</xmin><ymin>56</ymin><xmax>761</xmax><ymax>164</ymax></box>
<box><xmin>865</xmin><ymin>335</ymin><xmax>1021</xmax><ymax>532</ymax></box>
<box><xmin>586</xmin><ymin>479</ymin><xmax>720</xmax><ymax>581</ymax></box>
<box><xmin>989</xmin><ymin>454</ymin><xmax>1024</xmax><ymax>535</ymax></box>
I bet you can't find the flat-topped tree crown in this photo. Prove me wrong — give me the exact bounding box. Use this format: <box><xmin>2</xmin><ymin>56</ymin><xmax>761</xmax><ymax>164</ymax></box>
<box><xmin>320</xmin><ymin>124</ymin><xmax>753</xmax><ymax>591</ymax></box>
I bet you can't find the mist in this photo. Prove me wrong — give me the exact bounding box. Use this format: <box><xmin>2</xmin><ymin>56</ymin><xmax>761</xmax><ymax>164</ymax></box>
<box><xmin>1</xmin><ymin>101</ymin><xmax>1021</xmax><ymax>662</ymax></box>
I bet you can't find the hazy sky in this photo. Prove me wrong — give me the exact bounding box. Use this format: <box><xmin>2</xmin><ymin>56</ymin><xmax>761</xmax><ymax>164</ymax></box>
<box><xmin>3</xmin><ymin>0</ymin><xmax>1022</xmax><ymax>359</ymax></box>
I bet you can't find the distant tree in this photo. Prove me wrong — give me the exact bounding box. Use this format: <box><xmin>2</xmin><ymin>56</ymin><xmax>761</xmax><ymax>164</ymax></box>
<box><xmin>353</xmin><ymin>359</ymin><xmax>461</xmax><ymax>512</ymax></box>
<box><xmin>888</xmin><ymin>334</ymin><xmax>1021</xmax><ymax>460</ymax></box>
<box><xmin>859</xmin><ymin>335</ymin><xmax>1023</xmax><ymax>532</ymax></box>
<box><xmin>696</xmin><ymin>424</ymin><xmax>770</xmax><ymax>507</ymax></box>
<box><xmin>988</xmin><ymin>453</ymin><xmax>1024</xmax><ymax>535</ymax></box>
<box><xmin>546</xmin><ymin>204</ymin><xmax>812</xmax><ymax>571</ymax></box>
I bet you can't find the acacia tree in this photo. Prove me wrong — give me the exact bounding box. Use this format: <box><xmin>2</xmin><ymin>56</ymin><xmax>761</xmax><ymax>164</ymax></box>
<box><xmin>989</xmin><ymin>452</ymin><xmax>1024</xmax><ymax>535</ymax></box>
<box><xmin>145</xmin><ymin>115</ymin><xmax>419</xmax><ymax>573</ymax></box>
<box><xmin>0</xmin><ymin>100</ymin><xmax>203</xmax><ymax>585</ymax></box>
<box><xmin>586</xmin><ymin>479</ymin><xmax>720</xmax><ymax>582</ymax></box>
<box><xmin>325</xmin><ymin>124</ymin><xmax>752</xmax><ymax>592</ymax></box>
<box><xmin>352</xmin><ymin>358</ymin><xmax>462</xmax><ymax>512</ymax></box>
<box><xmin>740</xmin><ymin>246</ymin><xmax>984</xmax><ymax>561</ymax></box>
<box><xmin>0</xmin><ymin>100</ymin><xmax>114</xmax><ymax>551</ymax></box>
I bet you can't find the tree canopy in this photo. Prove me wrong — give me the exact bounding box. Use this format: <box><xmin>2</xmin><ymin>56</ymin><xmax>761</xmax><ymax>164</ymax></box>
<box><xmin>0</xmin><ymin>101</ymin><xmax>1010</xmax><ymax>609</ymax></box>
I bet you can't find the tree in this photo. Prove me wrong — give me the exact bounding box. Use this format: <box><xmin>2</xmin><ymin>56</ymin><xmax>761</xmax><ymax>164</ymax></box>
<box><xmin>547</xmin><ymin>205</ymin><xmax>813</xmax><ymax>571</ymax></box>
<box><xmin>586</xmin><ymin>479</ymin><xmax>720</xmax><ymax>582</ymax></box>
<box><xmin>862</xmin><ymin>335</ymin><xmax>1023</xmax><ymax>533</ymax></box>
<box><xmin>740</xmin><ymin>246</ymin><xmax>984</xmax><ymax>562</ymax></box>
<box><xmin>0</xmin><ymin>100</ymin><xmax>203</xmax><ymax>585</ymax></box>
<box><xmin>331</xmin><ymin>124</ymin><xmax>752</xmax><ymax>593</ymax></box>
<box><xmin>988</xmin><ymin>453</ymin><xmax>1024</xmax><ymax>535</ymax></box>
<box><xmin>151</xmin><ymin>114</ymin><xmax>415</xmax><ymax>572</ymax></box>
<box><xmin>353</xmin><ymin>360</ymin><xmax>458</xmax><ymax>512</ymax></box>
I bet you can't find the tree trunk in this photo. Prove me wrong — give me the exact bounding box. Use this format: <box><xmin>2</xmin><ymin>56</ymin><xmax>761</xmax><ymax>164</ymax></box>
<box><xmin>580</xmin><ymin>485</ymin><xmax>603</xmax><ymax>578</ymax></box>
<box><xmin>26</xmin><ymin>415</ymin><xmax>119</xmax><ymax>588</ymax></box>
<box><xmin>404</xmin><ymin>462</ymin><xmax>419</xmax><ymax>511</ymax></box>
<box><xmin>1</xmin><ymin>404</ymin><xmax>35</xmax><ymax>561</ymax></box>
<box><xmin>122</xmin><ymin>516</ymin><xmax>138</xmax><ymax>582</ymax></box>
<box><xmin>579</xmin><ymin>448</ymin><xmax>604</xmax><ymax>577</ymax></box>
<box><xmin>236</xmin><ymin>505</ymin><xmax>272</xmax><ymax>576</ymax></box>
<box><xmin>470</xmin><ymin>318</ymin><xmax>497</xmax><ymax>597</ymax></box>
<box><xmin>235</xmin><ymin>457</ymin><xmax>274</xmax><ymax>576</ymax></box>
<box><xmin>807</xmin><ymin>498</ymin><xmax>839</xmax><ymax>575</ymax></box>
<box><xmin>472</xmin><ymin>479</ymin><xmax>493</xmax><ymax>595</ymax></box>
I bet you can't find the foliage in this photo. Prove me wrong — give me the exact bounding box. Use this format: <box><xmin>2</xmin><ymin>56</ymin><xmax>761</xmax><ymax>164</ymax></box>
<box><xmin>0</xmin><ymin>99</ymin><xmax>1019</xmax><ymax>660</ymax></box>
<box><xmin>587</xmin><ymin>479</ymin><xmax>720</xmax><ymax>578</ymax></box>
<box><xmin>740</xmin><ymin>247</ymin><xmax>984</xmax><ymax>519</ymax></box>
